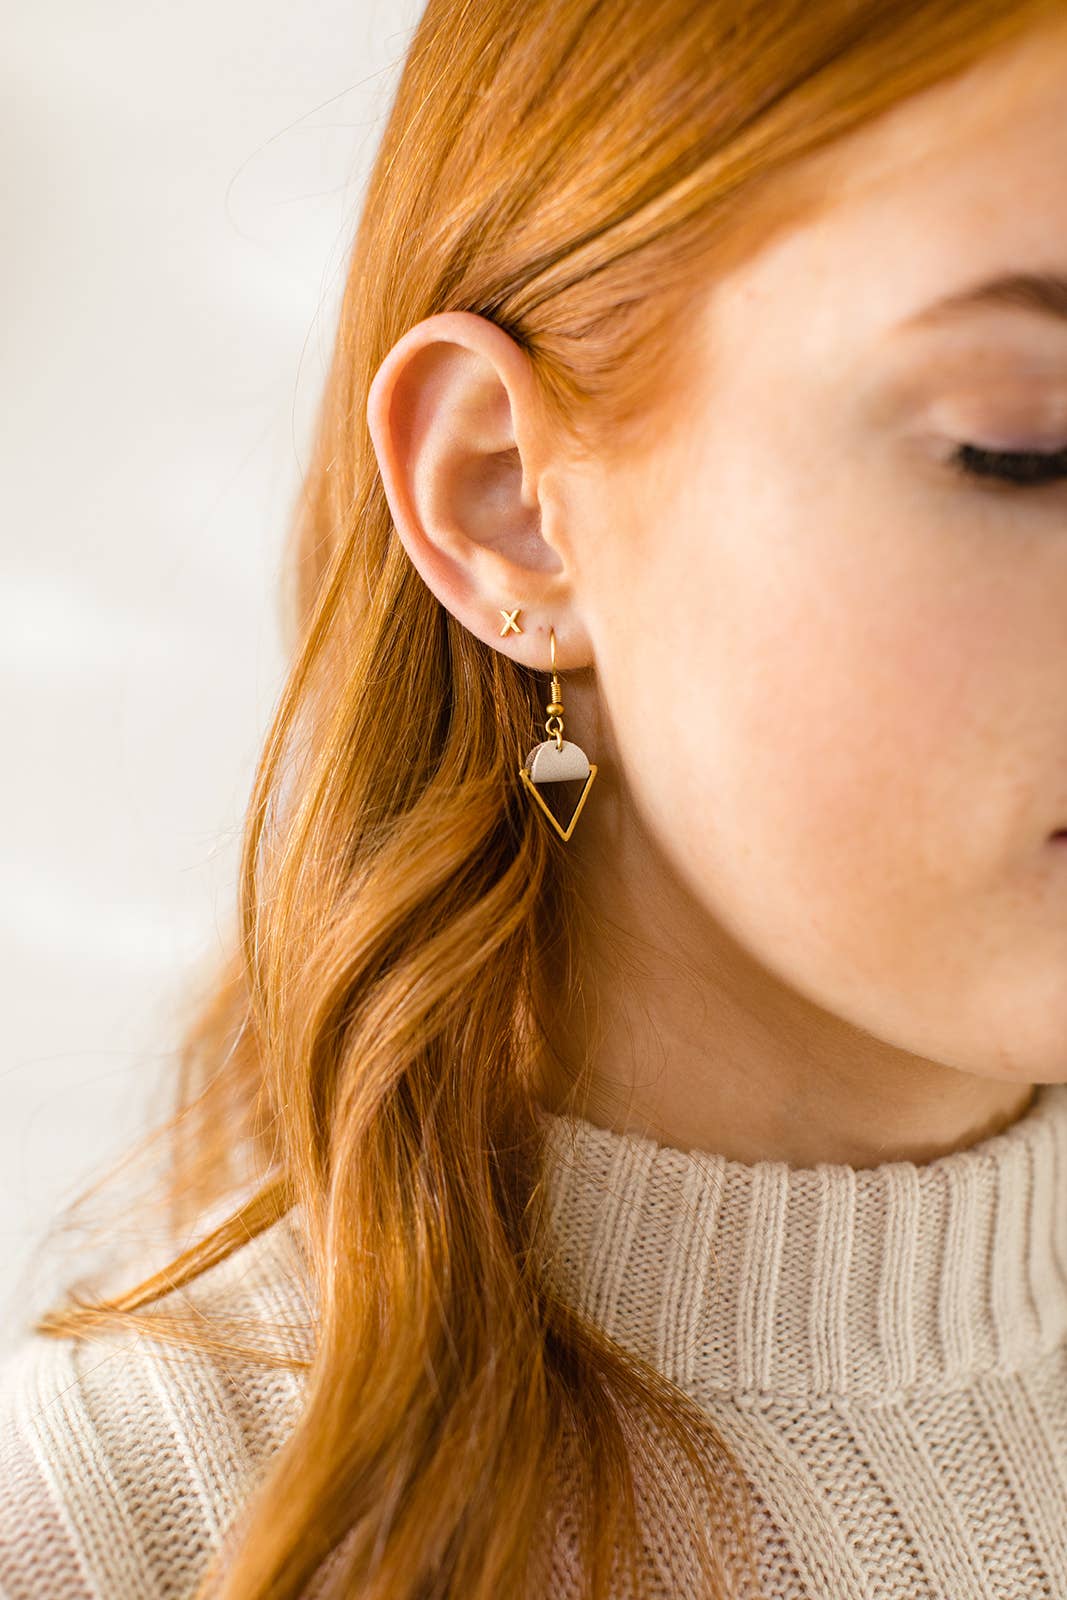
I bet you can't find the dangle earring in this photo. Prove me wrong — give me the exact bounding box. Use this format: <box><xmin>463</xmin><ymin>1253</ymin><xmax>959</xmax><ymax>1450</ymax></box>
<box><xmin>518</xmin><ymin>625</ymin><xmax>598</xmax><ymax>843</ymax></box>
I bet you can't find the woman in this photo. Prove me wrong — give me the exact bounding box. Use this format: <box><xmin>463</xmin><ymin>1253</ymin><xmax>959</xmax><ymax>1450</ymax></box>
<box><xmin>3</xmin><ymin>1</ymin><xmax>1067</xmax><ymax>1595</ymax></box>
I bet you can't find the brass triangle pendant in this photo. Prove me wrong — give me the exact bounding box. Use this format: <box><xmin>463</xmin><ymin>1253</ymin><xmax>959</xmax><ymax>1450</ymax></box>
<box><xmin>519</xmin><ymin>738</ymin><xmax>598</xmax><ymax>843</ymax></box>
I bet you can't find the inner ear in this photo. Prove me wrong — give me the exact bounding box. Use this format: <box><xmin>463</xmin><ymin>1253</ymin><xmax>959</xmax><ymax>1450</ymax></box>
<box><xmin>439</xmin><ymin>432</ymin><xmax>563</xmax><ymax>582</ymax></box>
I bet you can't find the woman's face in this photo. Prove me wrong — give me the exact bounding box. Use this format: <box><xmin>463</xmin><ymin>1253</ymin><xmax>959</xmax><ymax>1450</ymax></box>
<box><xmin>368</xmin><ymin>17</ymin><xmax>1067</xmax><ymax>1139</ymax></box>
<box><xmin>567</xmin><ymin>20</ymin><xmax>1067</xmax><ymax>1090</ymax></box>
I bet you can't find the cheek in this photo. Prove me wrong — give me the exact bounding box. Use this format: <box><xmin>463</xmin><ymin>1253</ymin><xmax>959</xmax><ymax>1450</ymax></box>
<box><xmin>581</xmin><ymin>346</ymin><xmax>1067</xmax><ymax>1076</ymax></box>
<box><xmin>636</xmin><ymin>616</ymin><xmax>939</xmax><ymax>961</ymax></box>
<box><xmin>598</xmin><ymin>507</ymin><xmax>1019</xmax><ymax>1000</ymax></box>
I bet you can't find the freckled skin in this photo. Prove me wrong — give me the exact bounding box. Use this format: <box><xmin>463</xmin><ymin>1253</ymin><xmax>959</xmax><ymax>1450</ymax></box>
<box><xmin>367</xmin><ymin>18</ymin><xmax>1067</xmax><ymax>1167</ymax></box>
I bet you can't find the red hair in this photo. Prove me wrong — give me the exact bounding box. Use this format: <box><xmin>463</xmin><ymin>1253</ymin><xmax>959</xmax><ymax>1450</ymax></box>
<box><xmin>36</xmin><ymin>3</ymin><xmax>1061</xmax><ymax>1595</ymax></box>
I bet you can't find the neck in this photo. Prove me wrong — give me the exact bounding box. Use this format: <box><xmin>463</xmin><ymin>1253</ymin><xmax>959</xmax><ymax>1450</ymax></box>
<box><xmin>541</xmin><ymin>976</ymin><xmax>1037</xmax><ymax>1167</ymax></box>
<box><xmin>535</xmin><ymin>767</ymin><xmax>1036</xmax><ymax>1169</ymax></box>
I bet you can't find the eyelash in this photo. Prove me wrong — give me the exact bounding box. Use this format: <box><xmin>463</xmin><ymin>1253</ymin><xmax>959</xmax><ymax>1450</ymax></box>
<box><xmin>950</xmin><ymin>441</ymin><xmax>1067</xmax><ymax>488</ymax></box>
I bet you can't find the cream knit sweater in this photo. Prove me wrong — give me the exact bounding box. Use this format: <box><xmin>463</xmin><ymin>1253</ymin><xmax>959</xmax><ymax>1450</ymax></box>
<box><xmin>3</xmin><ymin>1080</ymin><xmax>1067</xmax><ymax>1598</ymax></box>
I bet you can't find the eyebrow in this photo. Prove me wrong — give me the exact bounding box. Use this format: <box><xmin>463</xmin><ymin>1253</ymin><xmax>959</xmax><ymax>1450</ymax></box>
<box><xmin>901</xmin><ymin>271</ymin><xmax>1067</xmax><ymax>331</ymax></box>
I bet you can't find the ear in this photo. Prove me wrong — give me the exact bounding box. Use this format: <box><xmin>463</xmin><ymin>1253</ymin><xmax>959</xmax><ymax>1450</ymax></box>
<box><xmin>365</xmin><ymin>311</ymin><xmax>594</xmax><ymax>671</ymax></box>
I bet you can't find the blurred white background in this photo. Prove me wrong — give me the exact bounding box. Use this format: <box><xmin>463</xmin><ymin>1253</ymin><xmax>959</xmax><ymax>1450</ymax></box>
<box><xmin>1</xmin><ymin>0</ymin><xmax>422</xmax><ymax>1344</ymax></box>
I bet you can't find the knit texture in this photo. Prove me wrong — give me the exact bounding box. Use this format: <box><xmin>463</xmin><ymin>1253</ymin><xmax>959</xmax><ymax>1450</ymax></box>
<box><xmin>3</xmin><ymin>1081</ymin><xmax>1067</xmax><ymax>1597</ymax></box>
<box><xmin>536</xmin><ymin>1080</ymin><xmax>1067</xmax><ymax>1597</ymax></box>
<box><xmin>0</xmin><ymin>1211</ymin><xmax>317</xmax><ymax>1600</ymax></box>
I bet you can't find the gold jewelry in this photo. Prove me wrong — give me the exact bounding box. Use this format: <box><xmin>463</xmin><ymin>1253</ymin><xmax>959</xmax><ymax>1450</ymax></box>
<box><xmin>499</xmin><ymin>605</ymin><xmax>523</xmax><ymax>636</ymax></box>
<box><xmin>518</xmin><ymin>627</ymin><xmax>597</xmax><ymax>843</ymax></box>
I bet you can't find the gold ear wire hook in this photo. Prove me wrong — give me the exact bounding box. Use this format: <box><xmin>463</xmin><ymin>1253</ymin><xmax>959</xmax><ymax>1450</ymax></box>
<box><xmin>545</xmin><ymin>627</ymin><xmax>564</xmax><ymax>751</ymax></box>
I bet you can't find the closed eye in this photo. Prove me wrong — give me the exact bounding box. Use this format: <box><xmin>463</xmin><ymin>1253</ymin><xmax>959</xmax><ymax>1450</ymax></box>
<box><xmin>949</xmin><ymin>442</ymin><xmax>1067</xmax><ymax>488</ymax></box>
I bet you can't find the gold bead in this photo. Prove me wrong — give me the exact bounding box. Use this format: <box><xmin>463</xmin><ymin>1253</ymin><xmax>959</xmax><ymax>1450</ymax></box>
<box><xmin>546</xmin><ymin>701</ymin><xmax>564</xmax><ymax>715</ymax></box>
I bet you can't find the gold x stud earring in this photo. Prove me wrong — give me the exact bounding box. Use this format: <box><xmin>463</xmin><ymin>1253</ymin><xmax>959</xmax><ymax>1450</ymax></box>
<box><xmin>499</xmin><ymin>606</ymin><xmax>523</xmax><ymax>636</ymax></box>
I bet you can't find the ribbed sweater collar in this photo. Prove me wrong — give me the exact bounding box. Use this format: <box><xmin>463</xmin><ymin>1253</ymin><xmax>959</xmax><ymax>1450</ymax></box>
<box><xmin>535</xmin><ymin>1082</ymin><xmax>1067</xmax><ymax>1403</ymax></box>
